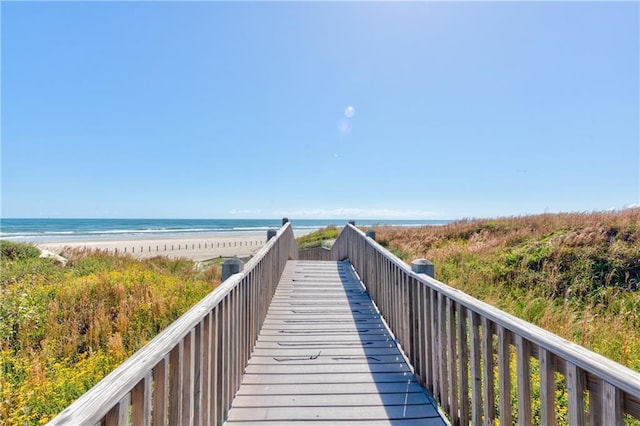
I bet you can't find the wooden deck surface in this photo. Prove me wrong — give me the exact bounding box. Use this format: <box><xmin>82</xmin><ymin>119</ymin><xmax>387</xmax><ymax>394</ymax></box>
<box><xmin>225</xmin><ymin>260</ymin><xmax>446</xmax><ymax>425</ymax></box>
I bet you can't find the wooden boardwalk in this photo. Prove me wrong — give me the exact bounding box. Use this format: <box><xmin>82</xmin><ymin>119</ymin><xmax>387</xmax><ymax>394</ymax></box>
<box><xmin>225</xmin><ymin>260</ymin><xmax>446</xmax><ymax>425</ymax></box>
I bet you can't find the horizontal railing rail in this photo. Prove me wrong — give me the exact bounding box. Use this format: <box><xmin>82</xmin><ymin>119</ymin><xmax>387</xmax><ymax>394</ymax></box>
<box><xmin>47</xmin><ymin>222</ymin><xmax>297</xmax><ymax>426</ymax></box>
<box><xmin>297</xmin><ymin>246</ymin><xmax>331</xmax><ymax>261</ymax></box>
<box><xmin>330</xmin><ymin>223</ymin><xmax>640</xmax><ymax>425</ymax></box>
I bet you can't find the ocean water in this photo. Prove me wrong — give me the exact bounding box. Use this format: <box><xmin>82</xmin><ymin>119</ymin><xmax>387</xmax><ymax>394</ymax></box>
<box><xmin>0</xmin><ymin>218</ymin><xmax>451</xmax><ymax>243</ymax></box>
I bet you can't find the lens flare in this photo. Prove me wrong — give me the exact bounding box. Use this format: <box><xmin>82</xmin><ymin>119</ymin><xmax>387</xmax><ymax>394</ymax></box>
<box><xmin>344</xmin><ymin>105</ymin><xmax>355</xmax><ymax>118</ymax></box>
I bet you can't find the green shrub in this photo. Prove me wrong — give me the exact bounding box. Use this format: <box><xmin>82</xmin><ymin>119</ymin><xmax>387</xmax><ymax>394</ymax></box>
<box><xmin>0</xmin><ymin>250</ymin><xmax>219</xmax><ymax>424</ymax></box>
<box><xmin>0</xmin><ymin>241</ymin><xmax>41</xmax><ymax>260</ymax></box>
<box><xmin>296</xmin><ymin>226</ymin><xmax>341</xmax><ymax>250</ymax></box>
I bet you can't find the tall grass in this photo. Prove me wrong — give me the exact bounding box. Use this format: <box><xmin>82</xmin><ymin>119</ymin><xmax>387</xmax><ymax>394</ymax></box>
<box><xmin>297</xmin><ymin>225</ymin><xmax>341</xmax><ymax>250</ymax></box>
<box><xmin>374</xmin><ymin>209</ymin><xmax>640</xmax><ymax>371</ymax></box>
<box><xmin>0</xmin><ymin>245</ymin><xmax>220</xmax><ymax>425</ymax></box>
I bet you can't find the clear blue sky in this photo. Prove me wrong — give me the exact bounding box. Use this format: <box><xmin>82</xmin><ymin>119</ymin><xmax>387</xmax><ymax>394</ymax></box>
<box><xmin>1</xmin><ymin>1</ymin><xmax>638</xmax><ymax>219</ymax></box>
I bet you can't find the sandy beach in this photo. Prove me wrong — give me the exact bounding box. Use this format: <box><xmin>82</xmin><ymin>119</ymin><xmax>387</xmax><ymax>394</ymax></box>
<box><xmin>36</xmin><ymin>229</ymin><xmax>314</xmax><ymax>262</ymax></box>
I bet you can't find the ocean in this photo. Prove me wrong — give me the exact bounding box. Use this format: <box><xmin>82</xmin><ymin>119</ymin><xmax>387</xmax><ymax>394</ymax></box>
<box><xmin>0</xmin><ymin>218</ymin><xmax>451</xmax><ymax>243</ymax></box>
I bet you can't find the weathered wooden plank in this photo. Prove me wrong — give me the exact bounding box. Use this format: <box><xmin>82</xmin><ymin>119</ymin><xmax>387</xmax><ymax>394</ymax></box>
<box><xmin>437</xmin><ymin>292</ymin><xmax>448</xmax><ymax>413</ymax></box>
<box><xmin>151</xmin><ymin>357</ymin><xmax>168</xmax><ymax>426</ymax></box>
<box><xmin>104</xmin><ymin>393</ymin><xmax>129</xmax><ymax>426</ymax></box>
<box><xmin>268</xmin><ymin>301</ymin><xmax>372</xmax><ymax>307</ymax></box>
<box><xmin>193</xmin><ymin>321</ymin><xmax>203</xmax><ymax>426</ymax></box>
<box><xmin>430</xmin><ymin>288</ymin><xmax>439</xmax><ymax>401</ymax></box>
<box><xmin>252</xmin><ymin>340</ymin><xmax>401</xmax><ymax>349</ymax></box>
<box><xmin>201</xmin><ymin>313</ymin><xmax>212</xmax><ymax>426</ymax></box>
<box><xmin>239</xmin><ymin>372</ymin><xmax>419</xmax><ymax>385</ymax></box>
<box><xmin>497</xmin><ymin>325</ymin><xmax>512</xmax><ymax>426</ymax></box>
<box><xmin>482</xmin><ymin>316</ymin><xmax>496</xmax><ymax>424</ymax></box>
<box><xmin>235</xmin><ymin>382</ymin><xmax>428</xmax><ymax>396</ymax></box>
<box><xmin>447</xmin><ymin>298</ymin><xmax>458</xmax><ymax>424</ymax></box>
<box><xmin>168</xmin><ymin>342</ymin><xmax>182</xmax><ymax>425</ymax></box>
<box><xmin>257</xmin><ymin>334</ymin><xmax>393</xmax><ymax>342</ymax></box>
<box><xmin>264</xmin><ymin>314</ymin><xmax>382</xmax><ymax>320</ymax></box>
<box><xmin>421</xmin><ymin>285</ymin><xmax>433</xmax><ymax>394</ymax></box>
<box><xmin>248</xmin><ymin>347</ymin><xmax>408</xmax><ymax>358</ymax></box>
<box><xmin>231</xmin><ymin>392</ymin><xmax>431</xmax><ymax>407</ymax></box>
<box><xmin>566</xmin><ymin>361</ymin><xmax>586</xmax><ymax>425</ymax></box>
<box><xmin>226</xmin><ymin>420</ymin><xmax>445</xmax><ymax>426</ymax></box>
<box><xmin>516</xmin><ymin>335</ymin><xmax>532</xmax><ymax>426</ymax></box>
<box><xmin>214</xmin><ymin>305</ymin><xmax>223</xmax><ymax>425</ymax></box>
<box><xmin>231</xmin><ymin>287</ymin><xmax>239</xmax><ymax>404</ymax></box>
<box><xmin>457</xmin><ymin>303</ymin><xmax>469</xmax><ymax>426</ymax></box>
<box><xmin>539</xmin><ymin>347</ymin><xmax>556</xmax><ymax>426</ymax></box>
<box><xmin>263</xmin><ymin>315</ymin><xmax>384</xmax><ymax>322</ymax></box>
<box><xmin>226</xmin><ymin>404</ymin><xmax>441</xmax><ymax>421</ymax></box>
<box><xmin>243</xmin><ymin>362</ymin><xmax>411</xmax><ymax>375</ymax></box>
<box><xmin>407</xmin><ymin>275</ymin><xmax>417</xmax><ymax>374</ymax></box>
<box><xmin>258</xmin><ymin>326</ymin><xmax>388</xmax><ymax>334</ymax></box>
<box><xmin>415</xmin><ymin>279</ymin><xmax>425</xmax><ymax>384</ymax></box>
<box><xmin>266</xmin><ymin>307</ymin><xmax>377</xmax><ymax>314</ymax></box>
<box><xmin>181</xmin><ymin>331</ymin><xmax>194</xmax><ymax>425</ymax></box>
<box><xmin>401</xmin><ymin>269</ymin><xmax>410</xmax><ymax>353</ymax></box>
<box><xmin>589</xmin><ymin>379</ymin><xmax>600</xmax><ymax>426</ymax></box>
<box><xmin>131</xmin><ymin>373</ymin><xmax>151</xmax><ymax>426</ymax></box>
<box><xmin>469</xmin><ymin>310</ymin><xmax>482</xmax><ymax>426</ymax></box>
<box><xmin>248</xmin><ymin>354</ymin><xmax>411</xmax><ymax>365</ymax></box>
<box><xmin>221</xmin><ymin>294</ymin><xmax>229</xmax><ymax>419</ymax></box>
<box><xmin>602</xmin><ymin>380</ymin><xmax>623</xmax><ymax>425</ymax></box>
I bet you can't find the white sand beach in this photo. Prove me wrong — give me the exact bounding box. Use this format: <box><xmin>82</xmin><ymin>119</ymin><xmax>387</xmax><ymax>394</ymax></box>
<box><xmin>36</xmin><ymin>229</ymin><xmax>314</xmax><ymax>262</ymax></box>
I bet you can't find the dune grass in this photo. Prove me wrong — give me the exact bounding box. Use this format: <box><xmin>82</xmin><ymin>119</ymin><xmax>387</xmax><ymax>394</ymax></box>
<box><xmin>296</xmin><ymin>225</ymin><xmax>341</xmax><ymax>250</ymax></box>
<box><xmin>0</xmin><ymin>243</ymin><xmax>220</xmax><ymax>425</ymax></box>
<box><xmin>374</xmin><ymin>209</ymin><xmax>640</xmax><ymax>372</ymax></box>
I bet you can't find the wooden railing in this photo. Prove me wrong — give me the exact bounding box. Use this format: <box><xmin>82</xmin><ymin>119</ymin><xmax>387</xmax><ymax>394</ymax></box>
<box><xmin>47</xmin><ymin>223</ymin><xmax>297</xmax><ymax>426</ymax></box>
<box><xmin>330</xmin><ymin>223</ymin><xmax>640</xmax><ymax>425</ymax></box>
<box><xmin>297</xmin><ymin>246</ymin><xmax>331</xmax><ymax>261</ymax></box>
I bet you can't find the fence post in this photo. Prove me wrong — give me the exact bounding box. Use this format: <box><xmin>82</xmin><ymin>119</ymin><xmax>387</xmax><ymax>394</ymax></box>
<box><xmin>412</xmin><ymin>259</ymin><xmax>435</xmax><ymax>278</ymax></box>
<box><xmin>221</xmin><ymin>258</ymin><xmax>244</xmax><ymax>281</ymax></box>
<box><xmin>366</xmin><ymin>230</ymin><xmax>376</xmax><ymax>240</ymax></box>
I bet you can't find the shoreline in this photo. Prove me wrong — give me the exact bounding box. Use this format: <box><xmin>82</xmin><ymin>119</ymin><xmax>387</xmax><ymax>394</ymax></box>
<box><xmin>32</xmin><ymin>229</ymin><xmax>315</xmax><ymax>261</ymax></box>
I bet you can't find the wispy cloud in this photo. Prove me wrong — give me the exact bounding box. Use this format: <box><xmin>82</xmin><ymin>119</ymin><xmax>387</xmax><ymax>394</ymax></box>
<box><xmin>271</xmin><ymin>208</ymin><xmax>442</xmax><ymax>219</ymax></box>
<box><xmin>228</xmin><ymin>209</ymin><xmax>262</xmax><ymax>216</ymax></box>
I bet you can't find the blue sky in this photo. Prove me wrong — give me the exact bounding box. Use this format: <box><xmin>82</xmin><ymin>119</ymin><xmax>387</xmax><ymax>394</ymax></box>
<box><xmin>1</xmin><ymin>1</ymin><xmax>638</xmax><ymax>219</ymax></box>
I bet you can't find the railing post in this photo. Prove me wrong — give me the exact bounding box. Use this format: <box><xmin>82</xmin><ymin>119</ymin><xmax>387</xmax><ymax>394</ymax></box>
<box><xmin>221</xmin><ymin>258</ymin><xmax>243</xmax><ymax>281</ymax></box>
<box><xmin>412</xmin><ymin>258</ymin><xmax>435</xmax><ymax>278</ymax></box>
<box><xmin>366</xmin><ymin>229</ymin><xmax>376</xmax><ymax>240</ymax></box>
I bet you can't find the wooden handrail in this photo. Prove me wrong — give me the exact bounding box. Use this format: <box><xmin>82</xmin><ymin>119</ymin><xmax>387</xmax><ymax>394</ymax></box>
<box><xmin>297</xmin><ymin>246</ymin><xmax>331</xmax><ymax>261</ymax></box>
<box><xmin>330</xmin><ymin>223</ymin><xmax>640</xmax><ymax>425</ymax></box>
<box><xmin>47</xmin><ymin>223</ymin><xmax>297</xmax><ymax>426</ymax></box>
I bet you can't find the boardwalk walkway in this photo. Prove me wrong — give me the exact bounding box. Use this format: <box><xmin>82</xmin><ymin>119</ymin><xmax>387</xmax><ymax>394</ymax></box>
<box><xmin>225</xmin><ymin>260</ymin><xmax>447</xmax><ymax>425</ymax></box>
